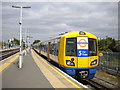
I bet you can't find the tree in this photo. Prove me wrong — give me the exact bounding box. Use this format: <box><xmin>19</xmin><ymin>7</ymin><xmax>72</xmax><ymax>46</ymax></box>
<box><xmin>98</xmin><ymin>39</ymin><xmax>106</xmax><ymax>51</ymax></box>
<box><xmin>108</xmin><ymin>38</ymin><xmax>116</xmax><ymax>51</ymax></box>
<box><xmin>98</xmin><ymin>36</ymin><xmax>119</xmax><ymax>52</ymax></box>
<box><xmin>13</xmin><ymin>38</ymin><xmax>20</xmax><ymax>45</ymax></box>
<box><xmin>33</xmin><ymin>40</ymin><xmax>41</xmax><ymax>44</ymax></box>
<box><xmin>0</xmin><ymin>41</ymin><xmax>6</xmax><ymax>49</ymax></box>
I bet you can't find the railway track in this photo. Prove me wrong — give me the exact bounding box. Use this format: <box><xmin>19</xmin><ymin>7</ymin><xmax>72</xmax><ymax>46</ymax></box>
<box><xmin>0</xmin><ymin>48</ymin><xmax>19</xmax><ymax>60</ymax></box>
<box><xmin>86</xmin><ymin>79</ymin><xmax>112</xmax><ymax>90</ymax></box>
<box><xmin>80</xmin><ymin>76</ymin><xmax>119</xmax><ymax>90</ymax></box>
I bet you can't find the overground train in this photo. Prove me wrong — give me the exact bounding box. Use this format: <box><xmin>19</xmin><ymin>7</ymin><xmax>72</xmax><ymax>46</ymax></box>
<box><xmin>33</xmin><ymin>31</ymin><xmax>102</xmax><ymax>80</ymax></box>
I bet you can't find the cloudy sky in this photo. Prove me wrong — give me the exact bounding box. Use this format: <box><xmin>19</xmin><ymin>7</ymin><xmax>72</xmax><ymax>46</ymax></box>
<box><xmin>2</xmin><ymin>1</ymin><xmax>118</xmax><ymax>43</ymax></box>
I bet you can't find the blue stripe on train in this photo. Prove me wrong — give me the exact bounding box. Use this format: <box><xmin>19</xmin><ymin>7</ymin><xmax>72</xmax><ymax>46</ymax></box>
<box><xmin>59</xmin><ymin>65</ymin><xmax>98</xmax><ymax>80</ymax></box>
<box><xmin>39</xmin><ymin>52</ymin><xmax>98</xmax><ymax>80</ymax></box>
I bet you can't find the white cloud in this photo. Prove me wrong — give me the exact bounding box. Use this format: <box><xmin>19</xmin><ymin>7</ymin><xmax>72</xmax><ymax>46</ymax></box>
<box><xmin>2</xmin><ymin>2</ymin><xmax>118</xmax><ymax>43</ymax></box>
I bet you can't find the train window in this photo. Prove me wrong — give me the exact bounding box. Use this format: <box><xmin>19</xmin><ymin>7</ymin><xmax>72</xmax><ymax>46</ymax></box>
<box><xmin>50</xmin><ymin>41</ymin><xmax>54</xmax><ymax>55</ymax></box>
<box><xmin>50</xmin><ymin>38</ymin><xmax>60</xmax><ymax>56</ymax></box>
<box><xmin>41</xmin><ymin>42</ymin><xmax>48</xmax><ymax>53</ymax></box>
<box><xmin>88</xmin><ymin>38</ymin><xmax>97</xmax><ymax>56</ymax></box>
<box><xmin>66</xmin><ymin>38</ymin><xmax>77</xmax><ymax>56</ymax></box>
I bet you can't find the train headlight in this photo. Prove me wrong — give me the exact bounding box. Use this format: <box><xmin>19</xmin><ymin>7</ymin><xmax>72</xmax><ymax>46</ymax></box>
<box><xmin>90</xmin><ymin>60</ymin><xmax>97</xmax><ymax>66</ymax></box>
<box><xmin>66</xmin><ymin>60</ymin><xmax>75</xmax><ymax>66</ymax></box>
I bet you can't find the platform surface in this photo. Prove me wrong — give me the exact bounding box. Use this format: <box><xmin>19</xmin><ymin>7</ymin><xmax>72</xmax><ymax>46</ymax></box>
<box><xmin>2</xmin><ymin>49</ymin><xmax>87</xmax><ymax>89</ymax></box>
<box><xmin>2</xmin><ymin>52</ymin><xmax>53</xmax><ymax>88</ymax></box>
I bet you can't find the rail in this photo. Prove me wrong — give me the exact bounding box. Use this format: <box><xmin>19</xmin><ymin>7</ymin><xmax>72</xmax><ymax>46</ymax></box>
<box><xmin>0</xmin><ymin>48</ymin><xmax>19</xmax><ymax>60</ymax></box>
<box><xmin>86</xmin><ymin>76</ymin><xmax>119</xmax><ymax>89</ymax></box>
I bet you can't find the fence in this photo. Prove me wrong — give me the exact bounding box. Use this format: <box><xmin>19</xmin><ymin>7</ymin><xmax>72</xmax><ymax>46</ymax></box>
<box><xmin>98</xmin><ymin>51</ymin><xmax>120</xmax><ymax>76</ymax></box>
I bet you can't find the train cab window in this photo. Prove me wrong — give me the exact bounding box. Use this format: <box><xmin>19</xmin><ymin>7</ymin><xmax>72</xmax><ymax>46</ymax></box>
<box><xmin>88</xmin><ymin>38</ymin><xmax>97</xmax><ymax>56</ymax></box>
<box><xmin>66</xmin><ymin>38</ymin><xmax>77</xmax><ymax>56</ymax></box>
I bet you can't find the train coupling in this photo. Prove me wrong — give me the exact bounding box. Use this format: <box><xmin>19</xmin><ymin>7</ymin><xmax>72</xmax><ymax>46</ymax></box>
<box><xmin>78</xmin><ymin>70</ymin><xmax>88</xmax><ymax>79</ymax></box>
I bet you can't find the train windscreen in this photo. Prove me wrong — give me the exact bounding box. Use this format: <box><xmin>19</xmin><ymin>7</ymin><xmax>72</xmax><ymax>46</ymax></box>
<box><xmin>88</xmin><ymin>38</ymin><xmax>97</xmax><ymax>56</ymax></box>
<box><xmin>66</xmin><ymin>38</ymin><xmax>97</xmax><ymax>56</ymax></box>
<box><xmin>66</xmin><ymin>38</ymin><xmax>77</xmax><ymax>56</ymax></box>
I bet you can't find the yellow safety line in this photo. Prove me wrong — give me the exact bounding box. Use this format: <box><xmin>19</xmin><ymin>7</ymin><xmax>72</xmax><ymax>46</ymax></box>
<box><xmin>32</xmin><ymin>50</ymin><xmax>82</xmax><ymax>89</ymax></box>
<box><xmin>0</xmin><ymin>55</ymin><xmax>19</xmax><ymax>72</ymax></box>
<box><xmin>32</xmin><ymin>51</ymin><xmax>67</xmax><ymax>88</ymax></box>
<box><xmin>0</xmin><ymin>50</ymin><xmax>25</xmax><ymax>72</ymax></box>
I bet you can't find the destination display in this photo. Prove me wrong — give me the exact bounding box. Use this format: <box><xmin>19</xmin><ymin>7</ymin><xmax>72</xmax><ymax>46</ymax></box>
<box><xmin>77</xmin><ymin>37</ymin><xmax>88</xmax><ymax>57</ymax></box>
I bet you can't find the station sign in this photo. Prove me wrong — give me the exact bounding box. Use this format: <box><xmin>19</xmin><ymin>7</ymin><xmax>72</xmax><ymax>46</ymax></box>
<box><xmin>77</xmin><ymin>37</ymin><xmax>88</xmax><ymax>57</ymax></box>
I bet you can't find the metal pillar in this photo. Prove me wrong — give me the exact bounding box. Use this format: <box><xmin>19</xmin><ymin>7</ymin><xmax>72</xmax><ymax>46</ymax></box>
<box><xmin>12</xmin><ymin>5</ymin><xmax>31</xmax><ymax>68</ymax></box>
<box><xmin>19</xmin><ymin>6</ymin><xmax>22</xmax><ymax>68</ymax></box>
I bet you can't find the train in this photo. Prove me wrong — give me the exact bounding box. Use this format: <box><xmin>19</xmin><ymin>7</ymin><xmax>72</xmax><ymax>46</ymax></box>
<box><xmin>33</xmin><ymin>31</ymin><xmax>102</xmax><ymax>80</ymax></box>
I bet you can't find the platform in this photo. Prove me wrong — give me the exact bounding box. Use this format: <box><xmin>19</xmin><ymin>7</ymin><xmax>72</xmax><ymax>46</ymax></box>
<box><xmin>1</xmin><ymin>49</ymin><xmax>87</xmax><ymax>89</ymax></box>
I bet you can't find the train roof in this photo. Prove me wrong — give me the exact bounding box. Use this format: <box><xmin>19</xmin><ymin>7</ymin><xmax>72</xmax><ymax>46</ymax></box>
<box><xmin>61</xmin><ymin>31</ymin><xmax>97</xmax><ymax>39</ymax></box>
<box><xmin>41</xmin><ymin>31</ymin><xmax>97</xmax><ymax>43</ymax></box>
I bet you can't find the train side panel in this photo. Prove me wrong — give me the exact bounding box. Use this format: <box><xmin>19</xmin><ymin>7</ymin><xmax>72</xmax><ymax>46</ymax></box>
<box><xmin>58</xmin><ymin>37</ymin><xmax>65</xmax><ymax>66</ymax></box>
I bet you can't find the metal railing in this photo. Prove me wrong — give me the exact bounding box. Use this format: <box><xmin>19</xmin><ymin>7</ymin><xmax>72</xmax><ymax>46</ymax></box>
<box><xmin>98</xmin><ymin>51</ymin><xmax>120</xmax><ymax>76</ymax></box>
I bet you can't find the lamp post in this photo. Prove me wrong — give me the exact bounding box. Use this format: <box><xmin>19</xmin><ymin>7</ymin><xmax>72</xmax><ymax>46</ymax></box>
<box><xmin>25</xmin><ymin>28</ymin><xmax>27</xmax><ymax>55</ymax></box>
<box><xmin>27</xmin><ymin>35</ymin><xmax>32</xmax><ymax>53</ymax></box>
<box><xmin>12</xmin><ymin>5</ymin><xmax>31</xmax><ymax>68</ymax></box>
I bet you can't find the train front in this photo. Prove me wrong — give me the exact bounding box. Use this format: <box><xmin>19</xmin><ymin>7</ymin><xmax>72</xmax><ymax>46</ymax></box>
<box><xmin>59</xmin><ymin>31</ymin><xmax>98</xmax><ymax>80</ymax></box>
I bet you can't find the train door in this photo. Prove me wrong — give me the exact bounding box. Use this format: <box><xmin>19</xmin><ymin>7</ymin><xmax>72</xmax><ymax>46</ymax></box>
<box><xmin>77</xmin><ymin>37</ymin><xmax>89</xmax><ymax>68</ymax></box>
<box><xmin>47</xmin><ymin>42</ymin><xmax>50</xmax><ymax>61</ymax></box>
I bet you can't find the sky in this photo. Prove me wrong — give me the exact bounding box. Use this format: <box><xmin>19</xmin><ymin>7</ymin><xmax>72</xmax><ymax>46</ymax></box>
<box><xmin>1</xmin><ymin>1</ymin><xmax>119</xmax><ymax>43</ymax></box>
